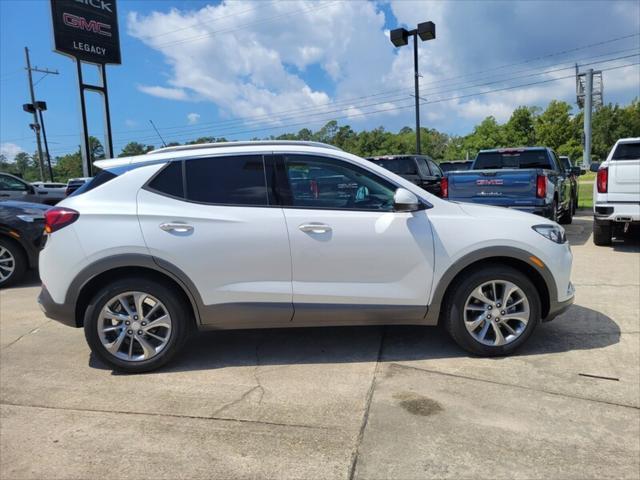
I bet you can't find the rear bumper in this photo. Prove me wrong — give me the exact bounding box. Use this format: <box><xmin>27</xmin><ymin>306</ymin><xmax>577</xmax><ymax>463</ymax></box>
<box><xmin>594</xmin><ymin>202</ymin><xmax>640</xmax><ymax>222</ymax></box>
<box><xmin>38</xmin><ymin>286</ymin><xmax>77</xmax><ymax>327</ymax></box>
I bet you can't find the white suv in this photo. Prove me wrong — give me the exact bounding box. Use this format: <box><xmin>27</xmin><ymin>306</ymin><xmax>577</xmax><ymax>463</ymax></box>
<box><xmin>592</xmin><ymin>137</ymin><xmax>640</xmax><ymax>245</ymax></box>
<box><xmin>38</xmin><ymin>141</ymin><xmax>574</xmax><ymax>372</ymax></box>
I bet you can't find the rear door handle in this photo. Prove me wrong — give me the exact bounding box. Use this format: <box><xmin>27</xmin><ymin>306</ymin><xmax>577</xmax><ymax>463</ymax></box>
<box><xmin>298</xmin><ymin>223</ymin><xmax>332</xmax><ymax>234</ymax></box>
<box><xmin>159</xmin><ymin>222</ymin><xmax>194</xmax><ymax>233</ymax></box>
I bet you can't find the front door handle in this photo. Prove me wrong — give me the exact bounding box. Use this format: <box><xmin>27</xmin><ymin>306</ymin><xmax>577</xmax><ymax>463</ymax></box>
<box><xmin>298</xmin><ymin>223</ymin><xmax>332</xmax><ymax>234</ymax></box>
<box><xmin>159</xmin><ymin>222</ymin><xmax>194</xmax><ymax>233</ymax></box>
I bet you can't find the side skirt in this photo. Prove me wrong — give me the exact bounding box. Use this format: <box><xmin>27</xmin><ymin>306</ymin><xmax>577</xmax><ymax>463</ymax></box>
<box><xmin>198</xmin><ymin>302</ymin><xmax>432</xmax><ymax>330</ymax></box>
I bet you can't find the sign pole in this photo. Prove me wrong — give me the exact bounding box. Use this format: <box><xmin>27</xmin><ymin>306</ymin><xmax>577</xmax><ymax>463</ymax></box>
<box><xmin>99</xmin><ymin>64</ymin><xmax>114</xmax><ymax>159</ymax></box>
<box><xmin>50</xmin><ymin>0</ymin><xmax>121</xmax><ymax>167</ymax></box>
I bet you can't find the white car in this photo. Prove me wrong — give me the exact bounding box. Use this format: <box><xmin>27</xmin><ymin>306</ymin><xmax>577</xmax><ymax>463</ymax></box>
<box><xmin>38</xmin><ymin>141</ymin><xmax>574</xmax><ymax>372</ymax></box>
<box><xmin>592</xmin><ymin>137</ymin><xmax>640</xmax><ymax>245</ymax></box>
<box><xmin>31</xmin><ymin>181</ymin><xmax>67</xmax><ymax>204</ymax></box>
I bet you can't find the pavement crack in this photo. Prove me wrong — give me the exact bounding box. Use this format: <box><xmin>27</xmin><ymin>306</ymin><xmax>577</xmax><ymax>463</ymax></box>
<box><xmin>387</xmin><ymin>363</ymin><xmax>640</xmax><ymax>410</ymax></box>
<box><xmin>209</xmin><ymin>342</ymin><xmax>266</xmax><ymax>418</ymax></box>
<box><xmin>0</xmin><ymin>401</ymin><xmax>330</xmax><ymax>430</ymax></box>
<box><xmin>347</xmin><ymin>326</ymin><xmax>386</xmax><ymax>480</ymax></box>
<box><xmin>1</xmin><ymin>319</ymin><xmax>52</xmax><ymax>350</ymax></box>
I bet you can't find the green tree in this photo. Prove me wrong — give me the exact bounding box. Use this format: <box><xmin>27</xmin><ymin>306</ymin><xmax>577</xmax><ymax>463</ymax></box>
<box><xmin>119</xmin><ymin>142</ymin><xmax>154</xmax><ymax>157</ymax></box>
<box><xmin>534</xmin><ymin>101</ymin><xmax>573</xmax><ymax>151</ymax></box>
<box><xmin>464</xmin><ymin>116</ymin><xmax>505</xmax><ymax>156</ymax></box>
<box><xmin>53</xmin><ymin>151</ymin><xmax>83</xmax><ymax>180</ymax></box>
<box><xmin>504</xmin><ymin>106</ymin><xmax>537</xmax><ymax>146</ymax></box>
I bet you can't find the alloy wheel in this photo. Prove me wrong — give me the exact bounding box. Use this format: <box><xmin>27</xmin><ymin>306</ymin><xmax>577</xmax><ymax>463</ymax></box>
<box><xmin>463</xmin><ymin>280</ymin><xmax>530</xmax><ymax>346</ymax></box>
<box><xmin>0</xmin><ymin>246</ymin><xmax>16</xmax><ymax>283</ymax></box>
<box><xmin>97</xmin><ymin>291</ymin><xmax>172</xmax><ymax>362</ymax></box>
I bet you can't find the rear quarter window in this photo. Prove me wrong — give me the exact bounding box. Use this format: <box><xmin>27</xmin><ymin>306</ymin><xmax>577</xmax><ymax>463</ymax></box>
<box><xmin>147</xmin><ymin>161</ymin><xmax>184</xmax><ymax>198</ymax></box>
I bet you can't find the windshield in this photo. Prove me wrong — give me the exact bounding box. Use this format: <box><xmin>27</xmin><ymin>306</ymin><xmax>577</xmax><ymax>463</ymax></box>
<box><xmin>474</xmin><ymin>150</ymin><xmax>552</xmax><ymax>170</ymax></box>
<box><xmin>369</xmin><ymin>158</ymin><xmax>417</xmax><ymax>175</ymax></box>
<box><xmin>612</xmin><ymin>142</ymin><xmax>640</xmax><ymax>160</ymax></box>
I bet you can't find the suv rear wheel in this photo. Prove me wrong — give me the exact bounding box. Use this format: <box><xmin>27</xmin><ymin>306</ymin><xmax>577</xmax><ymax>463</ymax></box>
<box><xmin>84</xmin><ymin>277</ymin><xmax>192</xmax><ymax>373</ymax></box>
<box><xmin>444</xmin><ymin>266</ymin><xmax>541</xmax><ymax>356</ymax></box>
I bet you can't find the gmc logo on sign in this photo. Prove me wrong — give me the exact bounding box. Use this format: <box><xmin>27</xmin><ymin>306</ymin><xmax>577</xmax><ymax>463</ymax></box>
<box><xmin>63</xmin><ymin>12</ymin><xmax>112</xmax><ymax>37</ymax></box>
<box><xmin>476</xmin><ymin>179</ymin><xmax>504</xmax><ymax>186</ymax></box>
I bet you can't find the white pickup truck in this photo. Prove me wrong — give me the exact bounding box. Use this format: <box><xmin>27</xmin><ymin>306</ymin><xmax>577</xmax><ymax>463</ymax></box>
<box><xmin>592</xmin><ymin>137</ymin><xmax>640</xmax><ymax>245</ymax></box>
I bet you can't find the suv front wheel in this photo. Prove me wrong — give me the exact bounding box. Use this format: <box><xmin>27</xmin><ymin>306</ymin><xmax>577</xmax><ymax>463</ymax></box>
<box><xmin>444</xmin><ymin>266</ymin><xmax>541</xmax><ymax>356</ymax></box>
<box><xmin>84</xmin><ymin>277</ymin><xmax>192</xmax><ymax>373</ymax></box>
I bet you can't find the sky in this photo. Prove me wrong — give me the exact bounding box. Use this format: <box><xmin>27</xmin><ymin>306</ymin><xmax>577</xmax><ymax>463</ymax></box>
<box><xmin>1</xmin><ymin>0</ymin><xmax>639</xmax><ymax>161</ymax></box>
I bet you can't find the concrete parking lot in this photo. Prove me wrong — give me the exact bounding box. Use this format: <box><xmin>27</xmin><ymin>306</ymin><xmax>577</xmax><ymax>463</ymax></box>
<box><xmin>1</xmin><ymin>213</ymin><xmax>638</xmax><ymax>480</ymax></box>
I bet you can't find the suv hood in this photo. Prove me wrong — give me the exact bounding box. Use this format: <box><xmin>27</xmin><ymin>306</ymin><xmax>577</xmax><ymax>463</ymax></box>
<box><xmin>456</xmin><ymin>201</ymin><xmax>553</xmax><ymax>225</ymax></box>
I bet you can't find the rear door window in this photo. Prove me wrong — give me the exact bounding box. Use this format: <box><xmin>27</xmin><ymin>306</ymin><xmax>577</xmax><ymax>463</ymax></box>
<box><xmin>184</xmin><ymin>155</ymin><xmax>268</xmax><ymax>206</ymax></box>
<box><xmin>612</xmin><ymin>142</ymin><xmax>640</xmax><ymax>160</ymax></box>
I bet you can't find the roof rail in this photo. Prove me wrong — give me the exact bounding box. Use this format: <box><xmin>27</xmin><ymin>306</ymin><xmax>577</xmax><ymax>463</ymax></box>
<box><xmin>147</xmin><ymin>140</ymin><xmax>342</xmax><ymax>155</ymax></box>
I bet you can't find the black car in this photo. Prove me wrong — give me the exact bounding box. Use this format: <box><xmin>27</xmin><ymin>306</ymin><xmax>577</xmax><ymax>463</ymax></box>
<box><xmin>0</xmin><ymin>200</ymin><xmax>49</xmax><ymax>287</ymax></box>
<box><xmin>367</xmin><ymin>155</ymin><xmax>444</xmax><ymax>197</ymax></box>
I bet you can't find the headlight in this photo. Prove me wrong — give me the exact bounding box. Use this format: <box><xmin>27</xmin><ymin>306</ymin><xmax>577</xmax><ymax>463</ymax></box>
<box><xmin>532</xmin><ymin>224</ymin><xmax>566</xmax><ymax>244</ymax></box>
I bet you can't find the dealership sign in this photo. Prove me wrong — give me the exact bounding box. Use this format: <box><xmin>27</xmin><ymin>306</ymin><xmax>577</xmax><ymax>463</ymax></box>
<box><xmin>50</xmin><ymin>0</ymin><xmax>121</xmax><ymax>64</ymax></box>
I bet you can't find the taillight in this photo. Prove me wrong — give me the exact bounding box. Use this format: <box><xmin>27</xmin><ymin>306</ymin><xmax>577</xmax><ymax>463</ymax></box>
<box><xmin>536</xmin><ymin>175</ymin><xmax>547</xmax><ymax>198</ymax></box>
<box><xmin>440</xmin><ymin>177</ymin><xmax>448</xmax><ymax>198</ymax></box>
<box><xmin>597</xmin><ymin>167</ymin><xmax>608</xmax><ymax>193</ymax></box>
<box><xmin>44</xmin><ymin>207</ymin><xmax>79</xmax><ymax>233</ymax></box>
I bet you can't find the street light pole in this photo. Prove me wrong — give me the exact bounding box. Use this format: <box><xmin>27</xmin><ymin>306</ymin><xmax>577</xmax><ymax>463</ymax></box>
<box><xmin>390</xmin><ymin>22</ymin><xmax>435</xmax><ymax>156</ymax></box>
<box><xmin>412</xmin><ymin>33</ymin><xmax>421</xmax><ymax>154</ymax></box>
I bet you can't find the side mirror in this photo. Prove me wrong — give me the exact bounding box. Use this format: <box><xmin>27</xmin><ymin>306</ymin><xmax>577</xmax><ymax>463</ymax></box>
<box><xmin>393</xmin><ymin>187</ymin><xmax>420</xmax><ymax>212</ymax></box>
<box><xmin>570</xmin><ymin>166</ymin><xmax>582</xmax><ymax>176</ymax></box>
<box><xmin>589</xmin><ymin>162</ymin><xmax>600</xmax><ymax>173</ymax></box>
<box><xmin>28</xmin><ymin>185</ymin><xmax>36</xmax><ymax>194</ymax></box>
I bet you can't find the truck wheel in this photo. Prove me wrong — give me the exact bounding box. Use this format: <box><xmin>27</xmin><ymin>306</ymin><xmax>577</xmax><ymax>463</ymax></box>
<box><xmin>549</xmin><ymin>200</ymin><xmax>558</xmax><ymax>222</ymax></box>
<box><xmin>559</xmin><ymin>199</ymin><xmax>573</xmax><ymax>225</ymax></box>
<box><xmin>593</xmin><ymin>218</ymin><xmax>612</xmax><ymax>246</ymax></box>
<box><xmin>443</xmin><ymin>265</ymin><xmax>541</xmax><ymax>356</ymax></box>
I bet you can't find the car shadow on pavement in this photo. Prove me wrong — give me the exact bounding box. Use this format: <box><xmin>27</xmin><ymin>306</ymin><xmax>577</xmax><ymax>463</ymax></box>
<box><xmin>564</xmin><ymin>214</ymin><xmax>593</xmax><ymax>247</ymax></box>
<box><xmin>88</xmin><ymin>304</ymin><xmax>620</xmax><ymax>374</ymax></box>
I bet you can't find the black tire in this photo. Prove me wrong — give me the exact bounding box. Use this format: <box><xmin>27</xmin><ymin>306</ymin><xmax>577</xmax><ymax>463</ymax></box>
<box><xmin>443</xmin><ymin>265</ymin><xmax>541</xmax><ymax>356</ymax></box>
<box><xmin>0</xmin><ymin>237</ymin><xmax>27</xmax><ymax>288</ymax></box>
<box><xmin>84</xmin><ymin>276</ymin><xmax>192</xmax><ymax>373</ymax></box>
<box><xmin>558</xmin><ymin>198</ymin><xmax>573</xmax><ymax>225</ymax></box>
<box><xmin>548</xmin><ymin>200</ymin><xmax>558</xmax><ymax>222</ymax></box>
<box><xmin>593</xmin><ymin>218</ymin><xmax>612</xmax><ymax>246</ymax></box>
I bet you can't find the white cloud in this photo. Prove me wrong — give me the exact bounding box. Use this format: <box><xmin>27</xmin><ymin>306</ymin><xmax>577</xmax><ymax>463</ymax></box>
<box><xmin>125</xmin><ymin>119</ymin><xmax>138</xmax><ymax>128</ymax></box>
<box><xmin>127</xmin><ymin>0</ymin><xmax>640</xmax><ymax>136</ymax></box>
<box><xmin>187</xmin><ymin>113</ymin><xmax>201</xmax><ymax>125</ymax></box>
<box><xmin>137</xmin><ymin>85</ymin><xmax>189</xmax><ymax>101</ymax></box>
<box><xmin>0</xmin><ymin>143</ymin><xmax>24</xmax><ymax>161</ymax></box>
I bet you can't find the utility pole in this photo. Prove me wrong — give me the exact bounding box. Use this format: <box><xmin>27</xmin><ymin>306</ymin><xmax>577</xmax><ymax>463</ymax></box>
<box><xmin>576</xmin><ymin>66</ymin><xmax>603</xmax><ymax>169</ymax></box>
<box><xmin>24</xmin><ymin>47</ymin><xmax>58</xmax><ymax>181</ymax></box>
<box><xmin>583</xmin><ymin>69</ymin><xmax>593</xmax><ymax>169</ymax></box>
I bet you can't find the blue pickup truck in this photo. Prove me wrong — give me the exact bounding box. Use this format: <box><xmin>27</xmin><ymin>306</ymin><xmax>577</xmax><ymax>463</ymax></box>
<box><xmin>442</xmin><ymin>147</ymin><xmax>574</xmax><ymax>223</ymax></box>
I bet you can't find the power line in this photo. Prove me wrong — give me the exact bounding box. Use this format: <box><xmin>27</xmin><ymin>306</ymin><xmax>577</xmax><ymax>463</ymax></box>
<box><xmin>107</xmin><ymin>51</ymin><xmax>640</xmax><ymax>145</ymax></box>
<box><xmin>44</xmin><ymin>60</ymin><xmax>638</xmax><ymax>153</ymax></box>
<box><xmin>20</xmin><ymin>33</ymin><xmax>639</xmax><ymax>142</ymax></box>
